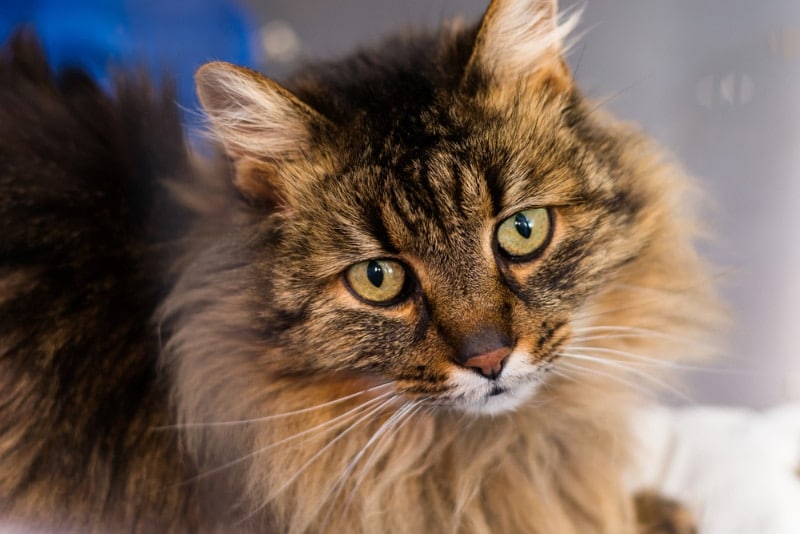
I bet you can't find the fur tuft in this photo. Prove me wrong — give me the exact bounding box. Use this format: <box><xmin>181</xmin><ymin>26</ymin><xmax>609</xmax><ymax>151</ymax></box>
<box><xmin>464</xmin><ymin>0</ymin><xmax>582</xmax><ymax>87</ymax></box>
<box><xmin>0</xmin><ymin>31</ymin><xmax>204</xmax><ymax>530</ymax></box>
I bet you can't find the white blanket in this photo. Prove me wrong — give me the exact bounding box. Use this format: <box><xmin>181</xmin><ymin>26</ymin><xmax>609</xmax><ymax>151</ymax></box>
<box><xmin>631</xmin><ymin>404</ymin><xmax>800</xmax><ymax>533</ymax></box>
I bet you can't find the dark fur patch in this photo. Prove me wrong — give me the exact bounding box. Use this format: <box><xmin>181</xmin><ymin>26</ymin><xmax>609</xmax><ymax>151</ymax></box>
<box><xmin>0</xmin><ymin>32</ymin><xmax>200</xmax><ymax>529</ymax></box>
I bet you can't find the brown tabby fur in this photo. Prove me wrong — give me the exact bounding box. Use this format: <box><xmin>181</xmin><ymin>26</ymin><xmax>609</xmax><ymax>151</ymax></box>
<box><xmin>0</xmin><ymin>0</ymin><xmax>716</xmax><ymax>532</ymax></box>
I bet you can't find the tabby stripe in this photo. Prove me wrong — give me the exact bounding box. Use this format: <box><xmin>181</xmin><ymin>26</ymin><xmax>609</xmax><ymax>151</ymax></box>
<box><xmin>388</xmin><ymin>183</ymin><xmax>416</xmax><ymax>234</ymax></box>
<box><xmin>451</xmin><ymin>162</ymin><xmax>464</xmax><ymax>216</ymax></box>
<box><xmin>364</xmin><ymin>203</ymin><xmax>399</xmax><ymax>254</ymax></box>
<box><xmin>412</xmin><ymin>293</ymin><xmax>430</xmax><ymax>342</ymax></box>
<box><xmin>541</xmin><ymin>233</ymin><xmax>593</xmax><ymax>294</ymax></box>
<box><xmin>415</xmin><ymin>159</ymin><xmax>446</xmax><ymax>230</ymax></box>
<box><xmin>483</xmin><ymin>164</ymin><xmax>505</xmax><ymax>215</ymax></box>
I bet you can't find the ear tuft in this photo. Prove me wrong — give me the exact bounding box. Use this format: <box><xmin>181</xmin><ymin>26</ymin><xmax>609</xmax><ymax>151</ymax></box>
<box><xmin>463</xmin><ymin>0</ymin><xmax>580</xmax><ymax>91</ymax></box>
<box><xmin>195</xmin><ymin>62</ymin><xmax>326</xmax><ymax>162</ymax></box>
<box><xmin>195</xmin><ymin>62</ymin><xmax>332</xmax><ymax>204</ymax></box>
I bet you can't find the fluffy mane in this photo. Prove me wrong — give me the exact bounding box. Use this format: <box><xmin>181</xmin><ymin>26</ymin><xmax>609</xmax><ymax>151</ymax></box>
<box><xmin>0</xmin><ymin>1</ymin><xmax>717</xmax><ymax>532</ymax></box>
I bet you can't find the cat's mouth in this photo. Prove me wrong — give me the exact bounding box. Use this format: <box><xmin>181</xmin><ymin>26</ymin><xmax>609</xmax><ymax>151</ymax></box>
<box><xmin>445</xmin><ymin>349</ymin><xmax>548</xmax><ymax>415</ymax></box>
<box><xmin>488</xmin><ymin>385</ymin><xmax>506</xmax><ymax>396</ymax></box>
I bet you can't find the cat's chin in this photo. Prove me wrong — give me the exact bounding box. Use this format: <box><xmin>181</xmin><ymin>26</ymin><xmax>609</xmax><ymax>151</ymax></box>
<box><xmin>458</xmin><ymin>381</ymin><xmax>541</xmax><ymax>416</ymax></box>
<box><xmin>447</xmin><ymin>350</ymin><xmax>544</xmax><ymax>416</ymax></box>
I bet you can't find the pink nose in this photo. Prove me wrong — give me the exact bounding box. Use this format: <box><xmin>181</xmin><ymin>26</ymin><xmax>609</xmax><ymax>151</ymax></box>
<box><xmin>463</xmin><ymin>347</ymin><xmax>512</xmax><ymax>380</ymax></box>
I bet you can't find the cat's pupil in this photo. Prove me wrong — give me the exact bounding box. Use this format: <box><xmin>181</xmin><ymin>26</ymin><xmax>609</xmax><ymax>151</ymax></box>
<box><xmin>366</xmin><ymin>261</ymin><xmax>384</xmax><ymax>288</ymax></box>
<box><xmin>514</xmin><ymin>213</ymin><xmax>532</xmax><ymax>239</ymax></box>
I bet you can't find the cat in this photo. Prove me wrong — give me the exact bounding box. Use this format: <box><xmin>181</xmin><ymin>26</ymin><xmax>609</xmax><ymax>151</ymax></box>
<box><xmin>0</xmin><ymin>0</ymin><xmax>716</xmax><ymax>532</ymax></box>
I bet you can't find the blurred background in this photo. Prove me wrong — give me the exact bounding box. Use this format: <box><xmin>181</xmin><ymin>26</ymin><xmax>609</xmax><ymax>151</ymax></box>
<box><xmin>1</xmin><ymin>0</ymin><xmax>797</xmax><ymax>408</ymax></box>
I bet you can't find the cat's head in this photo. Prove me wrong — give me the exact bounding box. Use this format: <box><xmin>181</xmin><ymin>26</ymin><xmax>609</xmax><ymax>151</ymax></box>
<box><xmin>181</xmin><ymin>0</ymin><xmax>705</xmax><ymax>417</ymax></box>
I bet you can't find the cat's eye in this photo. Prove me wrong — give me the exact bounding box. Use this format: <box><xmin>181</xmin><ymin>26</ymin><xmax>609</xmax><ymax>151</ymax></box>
<box><xmin>345</xmin><ymin>259</ymin><xmax>407</xmax><ymax>305</ymax></box>
<box><xmin>496</xmin><ymin>208</ymin><xmax>552</xmax><ymax>260</ymax></box>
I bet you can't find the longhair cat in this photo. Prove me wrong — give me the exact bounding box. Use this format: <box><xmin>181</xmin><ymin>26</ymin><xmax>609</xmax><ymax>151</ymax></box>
<box><xmin>0</xmin><ymin>0</ymin><xmax>716</xmax><ymax>532</ymax></box>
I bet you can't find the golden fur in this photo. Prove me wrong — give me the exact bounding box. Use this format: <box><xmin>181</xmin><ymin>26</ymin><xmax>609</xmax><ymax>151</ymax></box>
<box><xmin>166</xmin><ymin>1</ymin><xmax>718</xmax><ymax>531</ymax></box>
<box><xmin>0</xmin><ymin>0</ymin><xmax>717</xmax><ymax>532</ymax></box>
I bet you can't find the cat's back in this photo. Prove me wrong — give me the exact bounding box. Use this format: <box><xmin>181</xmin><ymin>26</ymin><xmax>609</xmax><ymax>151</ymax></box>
<box><xmin>0</xmin><ymin>32</ymin><xmax>197</xmax><ymax>530</ymax></box>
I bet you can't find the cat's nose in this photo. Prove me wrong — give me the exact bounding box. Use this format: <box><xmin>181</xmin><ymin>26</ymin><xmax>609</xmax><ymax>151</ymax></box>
<box><xmin>457</xmin><ymin>329</ymin><xmax>512</xmax><ymax>380</ymax></box>
<box><xmin>463</xmin><ymin>347</ymin><xmax>512</xmax><ymax>379</ymax></box>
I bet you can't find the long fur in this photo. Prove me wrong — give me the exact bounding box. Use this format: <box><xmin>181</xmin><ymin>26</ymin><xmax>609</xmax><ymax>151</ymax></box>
<box><xmin>0</xmin><ymin>2</ymin><xmax>718</xmax><ymax>532</ymax></box>
<box><xmin>0</xmin><ymin>31</ymin><xmax>207</xmax><ymax>530</ymax></box>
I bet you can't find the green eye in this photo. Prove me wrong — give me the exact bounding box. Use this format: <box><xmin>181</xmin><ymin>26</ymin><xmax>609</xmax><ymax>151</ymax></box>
<box><xmin>345</xmin><ymin>259</ymin><xmax>407</xmax><ymax>304</ymax></box>
<box><xmin>496</xmin><ymin>208</ymin><xmax>552</xmax><ymax>259</ymax></box>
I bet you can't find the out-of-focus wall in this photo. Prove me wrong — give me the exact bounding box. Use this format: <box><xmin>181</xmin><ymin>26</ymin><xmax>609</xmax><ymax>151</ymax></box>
<box><xmin>571</xmin><ymin>1</ymin><xmax>800</xmax><ymax>409</ymax></box>
<box><xmin>242</xmin><ymin>0</ymin><xmax>800</xmax><ymax>408</ymax></box>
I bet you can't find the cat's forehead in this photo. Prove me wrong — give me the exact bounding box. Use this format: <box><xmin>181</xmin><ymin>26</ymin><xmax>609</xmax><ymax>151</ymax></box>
<box><xmin>288</xmin><ymin>29</ymin><xmax>566</xmax><ymax>160</ymax></box>
<box><xmin>305</xmin><ymin>145</ymin><xmax>561</xmax><ymax>268</ymax></box>
<box><xmin>282</xmin><ymin>32</ymin><xmax>603</xmax><ymax>266</ymax></box>
<box><xmin>321</xmin><ymin>151</ymin><xmax>490</xmax><ymax>250</ymax></box>
<box><xmin>326</xmin><ymin>104</ymin><xmax>587</xmax><ymax>221</ymax></box>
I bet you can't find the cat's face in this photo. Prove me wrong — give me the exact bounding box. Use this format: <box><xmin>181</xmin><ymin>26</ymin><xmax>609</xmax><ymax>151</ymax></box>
<box><xmin>193</xmin><ymin>0</ymin><xmax>664</xmax><ymax>415</ymax></box>
<box><xmin>255</xmin><ymin>94</ymin><xmax>647</xmax><ymax>415</ymax></box>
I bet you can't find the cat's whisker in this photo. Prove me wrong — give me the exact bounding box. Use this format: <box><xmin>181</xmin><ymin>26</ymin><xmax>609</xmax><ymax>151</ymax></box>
<box><xmin>570</xmin><ymin>324</ymin><xmax>718</xmax><ymax>352</ymax></box>
<box><xmin>557</xmin><ymin>360</ymin><xmax>658</xmax><ymax>399</ymax></box>
<box><xmin>572</xmin><ymin>331</ymin><xmax>695</xmax><ymax>345</ymax></box>
<box><xmin>320</xmin><ymin>403</ymin><xmax>411</xmax><ymax>516</ymax></box>
<box><xmin>572</xmin><ymin>301</ymin><xmax>706</xmax><ymax>324</ymax></box>
<box><xmin>573</xmin><ymin>324</ymin><xmax>691</xmax><ymax>337</ymax></box>
<box><xmin>606</xmin><ymin>268</ymin><xmax>735</xmax><ymax>294</ymax></box>
<box><xmin>179</xmin><ymin>391</ymin><xmax>396</xmax><ymax>486</ymax></box>
<box><xmin>548</xmin><ymin>368</ymin><xmax>577</xmax><ymax>384</ymax></box>
<box><xmin>570</xmin><ymin>279</ymin><xmax>720</xmax><ymax>326</ymax></box>
<box><xmin>556</xmin><ymin>352</ymin><xmax>695</xmax><ymax>403</ymax></box>
<box><xmin>569</xmin><ymin>334</ymin><xmax>696</xmax><ymax>349</ymax></box>
<box><xmin>569</xmin><ymin>333</ymin><xmax>715</xmax><ymax>356</ymax></box>
<box><xmin>602</xmin><ymin>281</ymin><xmax>705</xmax><ymax>297</ymax></box>
<box><xmin>240</xmin><ymin>395</ymin><xmax>400</xmax><ymax>525</ymax></box>
<box><xmin>566</xmin><ymin>345</ymin><xmax>721</xmax><ymax>373</ymax></box>
<box><xmin>153</xmin><ymin>381</ymin><xmax>395</xmax><ymax>430</ymax></box>
<box><xmin>566</xmin><ymin>342</ymin><xmax>756</xmax><ymax>379</ymax></box>
<box><xmin>346</xmin><ymin>401</ymin><xmax>424</xmax><ymax>499</ymax></box>
<box><xmin>557</xmin><ymin>359</ymin><xmax>674</xmax><ymax>400</ymax></box>
<box><xmin>341</xmin><ymin>403</ymin><xmax>425</xmax><ymax>522</ymax></box>
<box><xmin>319</xmin><ymin>400</ymin><xmax>422</xmax><ymax>529</ymax></box>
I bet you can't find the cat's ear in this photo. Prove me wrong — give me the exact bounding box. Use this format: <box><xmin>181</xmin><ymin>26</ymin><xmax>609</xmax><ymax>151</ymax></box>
<box><xmin>463</xmin><ymin>0</ymin><xmax>579</xmax><ymax>95</ymax></box>
<box><xmin>195</xmin><ymin>62</ymin><xmax>332</xmax><ymax>206</ymax></box>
